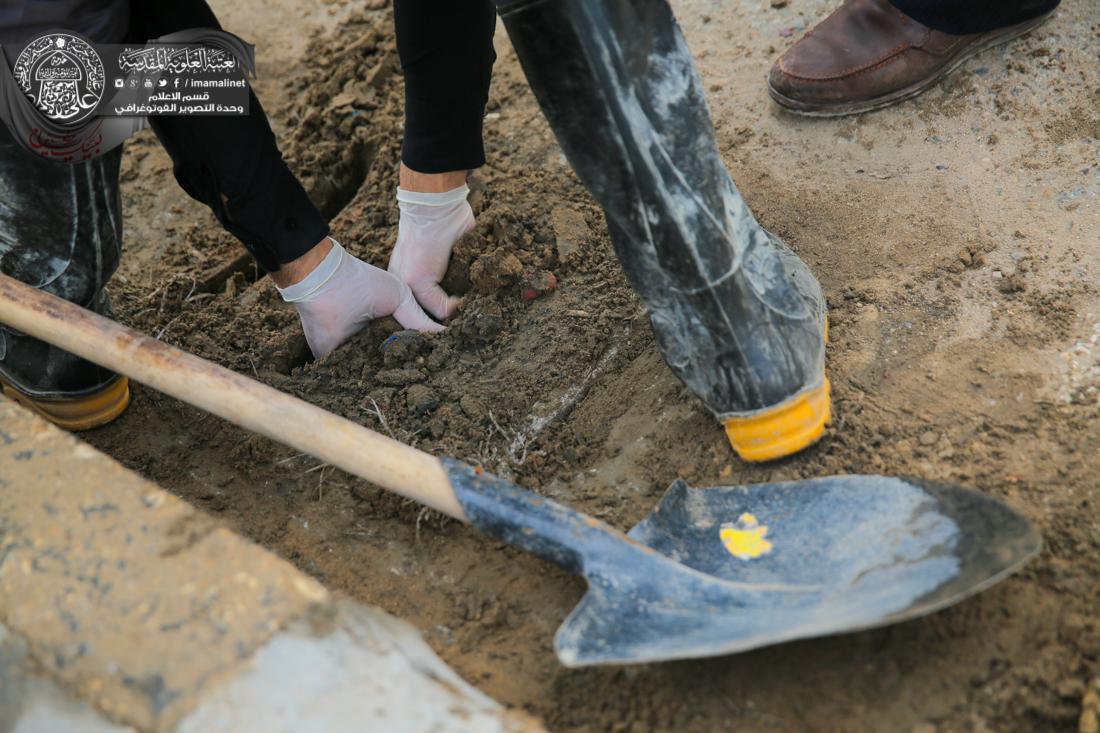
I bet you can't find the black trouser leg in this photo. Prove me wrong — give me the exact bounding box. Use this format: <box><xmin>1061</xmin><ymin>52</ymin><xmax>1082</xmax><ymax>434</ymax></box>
<box><xmin>494</xmin><ymin>0</ymin><xmax>828</xmax><ymax>455</ymax></box>
<box><xmin>887</xmin><ymin>0</ymin><xmax>1060</xmax><ymax>34</ymax></box>
<box><xmin>395</xmin><ymin>0</ymin><xmax>497</xmax><ymax>173</ymax></box>
<box><xmin>130</xmin><ymin>0</ymin><xmax>329</xmax><ymax>272</ymax></box>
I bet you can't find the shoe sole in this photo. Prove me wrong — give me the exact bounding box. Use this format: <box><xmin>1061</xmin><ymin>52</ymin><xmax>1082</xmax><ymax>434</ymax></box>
<box><xmin>768</xmin><ymin>11</ymin><xmax>1054</xmax><ymax>118</ymax></box>
<box><xmin>723</xmin><ymin>318</ymin><xmax>831</xmax><ymax>462</ymax></box>
<box><xmin>724</xmin><ymin>378</ymin><xmax>832</xmax><ymax>462</ymax></box>
<box><xmin>1</xmin><ymin>377</ymin><xmax>131</xmax><ymax>431</ymax></box>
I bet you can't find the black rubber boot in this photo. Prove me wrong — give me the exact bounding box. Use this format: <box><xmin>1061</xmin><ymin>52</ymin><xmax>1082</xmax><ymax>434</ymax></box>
<box><xmin>495</xmin><ymin>0</ymin><xmax>830</xmax><ymax>461</ymax></box>
<box><xmin>0</xmin><ymin>125</ymin><xmax>130</xmax><ymax>429</ymax></box>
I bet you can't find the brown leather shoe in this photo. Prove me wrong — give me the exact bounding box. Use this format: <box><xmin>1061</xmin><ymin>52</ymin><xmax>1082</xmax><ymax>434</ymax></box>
<box><xmin>768</xmin><ymin>0</ymin><xmax>1054</xmax><ymax>117</ymax></box>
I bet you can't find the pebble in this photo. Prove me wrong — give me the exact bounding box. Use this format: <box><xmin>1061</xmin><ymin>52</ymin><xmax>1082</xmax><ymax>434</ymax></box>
<box><xmin>521</xmin><ymin>270</ymin><xmax>558</xmax><ymax>300</ymax></box>
<box><xmin>550</xmin><ymin>207</ymin><xmax>591</xmax><ymax>264</ymax></box>
<box><xmin>919</xmin><ymin>431</ymin><xmax>939</xmax><ymax>447</ymax></box>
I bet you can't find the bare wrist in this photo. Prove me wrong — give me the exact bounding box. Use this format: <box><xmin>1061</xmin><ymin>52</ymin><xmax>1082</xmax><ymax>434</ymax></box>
<box><xmin>270</xmin><ymin>237</ymin><xmax>334</xmax><ymax>288</ymax></box>
<box><xmin>399</xmin><ymin>162</ymin><xmax>468</xmax><ymax>193</ymax></box>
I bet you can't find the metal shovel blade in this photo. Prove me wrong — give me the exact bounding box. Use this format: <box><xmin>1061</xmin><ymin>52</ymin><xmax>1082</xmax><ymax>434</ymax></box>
<box><xmin>553</xmin><ymin>476</ymin><xmax>1040</xmax><ymax>666</ymax></box>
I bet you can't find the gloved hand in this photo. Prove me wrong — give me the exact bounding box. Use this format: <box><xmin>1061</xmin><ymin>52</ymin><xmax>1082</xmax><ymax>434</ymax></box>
<box><xmin>277</xmin><ymin>239</ymin><xmax>442</xmax><ymax>359</ymax></box>
<box><xmin>387</xmin><ymin>184</ymin><xmax>475</xmax><ymax>320</ymax></box>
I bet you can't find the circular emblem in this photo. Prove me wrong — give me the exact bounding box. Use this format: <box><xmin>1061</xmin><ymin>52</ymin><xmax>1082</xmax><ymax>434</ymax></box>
<box><xmin>13</xmin><ymin>33</ymin><xmax>105</xmax><ymax>125</ymax></box>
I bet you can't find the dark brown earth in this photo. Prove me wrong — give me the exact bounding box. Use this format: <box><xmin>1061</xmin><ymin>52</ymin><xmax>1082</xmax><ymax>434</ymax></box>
<box><xmin>86</xmin><ymin>2</ymin><xmax>1100</xmax><ymax>731</ymax></box>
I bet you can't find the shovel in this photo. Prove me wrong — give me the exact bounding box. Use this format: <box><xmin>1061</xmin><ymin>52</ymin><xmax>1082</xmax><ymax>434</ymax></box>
<box><xmin>0</xmin><ymin>275</ymin><xmax>1041</xmax><ymax>667</ymax></box>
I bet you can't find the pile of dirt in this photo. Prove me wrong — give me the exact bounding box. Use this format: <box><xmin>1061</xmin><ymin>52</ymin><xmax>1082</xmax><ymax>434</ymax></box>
<box><xmin>88</xmin><ymin>3</ymin><xmax>1100</xmax><ymax>732</ymax></box>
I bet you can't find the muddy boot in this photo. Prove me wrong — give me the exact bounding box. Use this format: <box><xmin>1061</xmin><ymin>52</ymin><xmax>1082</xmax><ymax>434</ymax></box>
<box><xmin>495</xmin><ymin>0</ymin><xmax>830</xmax><ymax>461</ymax></box>
<box><xmin>0</xmin><ymin>128</ymin><xmax>130</xmax><ymax>431</ymax></box>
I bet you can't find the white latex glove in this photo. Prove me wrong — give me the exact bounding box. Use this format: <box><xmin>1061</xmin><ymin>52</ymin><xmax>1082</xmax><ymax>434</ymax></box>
<box><xmin>277</xmin><ymin>239</ymin><xmax>442</xmax><ymax>359</ymax></box>
<box><xmin>387</xmin><ymin>184</ymin><xmax>475</xmax><ymax>320</ymax></box>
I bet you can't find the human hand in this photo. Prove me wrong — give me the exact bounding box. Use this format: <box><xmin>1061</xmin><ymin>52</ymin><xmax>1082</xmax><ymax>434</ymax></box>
<box><xmin>387</xmin><ymin>184</ymin><xmax>474</xmax><ymax>320</ymax></box>
<box><xmin>276</xmin><ymin>238</ymin><xmax>442</xmax><ymax>359</ymax></box>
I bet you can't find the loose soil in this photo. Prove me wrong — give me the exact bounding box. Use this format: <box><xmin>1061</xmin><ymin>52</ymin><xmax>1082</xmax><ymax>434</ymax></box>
<box><xmin>86</xmin><ymin>2</ymin><xmax>1100</xmax><ymax>731</ymax></box>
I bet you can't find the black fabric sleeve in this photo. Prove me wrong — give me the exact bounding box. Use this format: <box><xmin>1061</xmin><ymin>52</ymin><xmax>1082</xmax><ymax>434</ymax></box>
<box><xmin>130</xmin><ymin>0</ymin><xmax>327</xmax><ymax>272</ymax></box>
<box><xmin>394</xmin><ymin>0</ymin><xmax>497</xmax><ymax>173</ymax></box>
<box><xmin>887</xmin><ymin>0</ymin><xmax>1060</xmax><ymax>35</ymax></box>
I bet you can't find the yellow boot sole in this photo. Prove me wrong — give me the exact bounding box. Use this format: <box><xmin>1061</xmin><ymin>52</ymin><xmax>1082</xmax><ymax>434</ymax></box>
<box><xmin>1</xmin><ymin>377</ymin><xmax>130</xmax><ymax>431</ymax></box>
<box><xmin>723</xmin><ymin>378</ymin><xmax>831</xmax><ymax>462</ymax></box>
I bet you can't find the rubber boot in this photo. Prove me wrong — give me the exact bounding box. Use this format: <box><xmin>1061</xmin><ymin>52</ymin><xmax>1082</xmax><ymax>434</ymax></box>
<box><xmin>496</xmin><ymin>0</ymin><xmax>830</xmax><ymax>461</ymax></box>
<box><xmin>0</xmin><ymin>126</ymin><xmax>130</xmax><ymax>431</ymax></box>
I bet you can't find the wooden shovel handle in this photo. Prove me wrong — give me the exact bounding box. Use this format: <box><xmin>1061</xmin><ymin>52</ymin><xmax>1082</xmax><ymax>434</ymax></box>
<box><xmin>0</xmin><ymin>274</ymin><xmax>468</xmax><ymax>521</ymax></box>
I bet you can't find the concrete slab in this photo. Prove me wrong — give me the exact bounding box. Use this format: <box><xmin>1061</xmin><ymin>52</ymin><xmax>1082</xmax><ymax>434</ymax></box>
<box><xmin>0</xmin><ymin>397</ymin><xmax>543</xmax><ymax>733</ymax></box>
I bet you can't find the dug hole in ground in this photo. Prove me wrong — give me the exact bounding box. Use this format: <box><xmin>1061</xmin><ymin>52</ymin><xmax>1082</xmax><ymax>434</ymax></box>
<box><xmin>86</xmin><ymin>1</ymin><xmax>1100</xmax><ymax>731</ymax></box>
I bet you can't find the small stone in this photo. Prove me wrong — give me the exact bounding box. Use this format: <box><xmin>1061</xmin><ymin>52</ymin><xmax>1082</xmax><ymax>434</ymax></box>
<box><xmin>770</xmin><ymin>0</ymin><xmax>788</xmax><ymax>7</ymax></box>
<box><xmin>467</xmin><ymin>174</ymin><xmax>487</xmax><ymax>214</ymax></box>
<box><xmin>406</xmin><ymin>384</ymin><xmax>439</xmax><ymax>414</ymax></box>
<box><xmin>919</xmin><ymin>431</ymin><xmax>938</xmax><ymax>447</ymax></box>
<box><xmin>550</xmin><ymin>207</ymin><xmax>591</xmax><ymax>264</ymax></box>
<box><xmin>366</xmin><ymin>56</ymin><xmax>394</xmax><ymax>89</ymax></box>
<box><xmin>521</xmin><ymin>269</ymin><xmax>558</xmax><ymax>300</ymax></box>
<box><xmin>327</xmin><ymin>92</ymin><xmax>357</xmax><ymax>110</ymax></box>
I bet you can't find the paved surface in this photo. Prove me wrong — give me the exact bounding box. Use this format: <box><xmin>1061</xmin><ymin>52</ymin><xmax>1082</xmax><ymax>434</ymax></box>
<box><xmin>0</xmin><ymin>396</ymin><xmax>542</xmax><ymax>733</ymax></box>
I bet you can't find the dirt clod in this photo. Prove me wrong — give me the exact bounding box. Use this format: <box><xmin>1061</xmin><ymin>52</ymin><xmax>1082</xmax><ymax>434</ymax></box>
<box><xmin>406</xmin><ymin>384</ymin><xmax>440</xmax><ymax>414</ymax></box>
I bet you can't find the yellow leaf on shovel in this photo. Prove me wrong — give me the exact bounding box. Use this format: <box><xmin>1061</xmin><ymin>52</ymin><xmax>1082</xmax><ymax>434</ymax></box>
<box><xmin>720</xmin><ymin>512</ymin><xmax>772</xmax><ymax>560</ymax></box>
